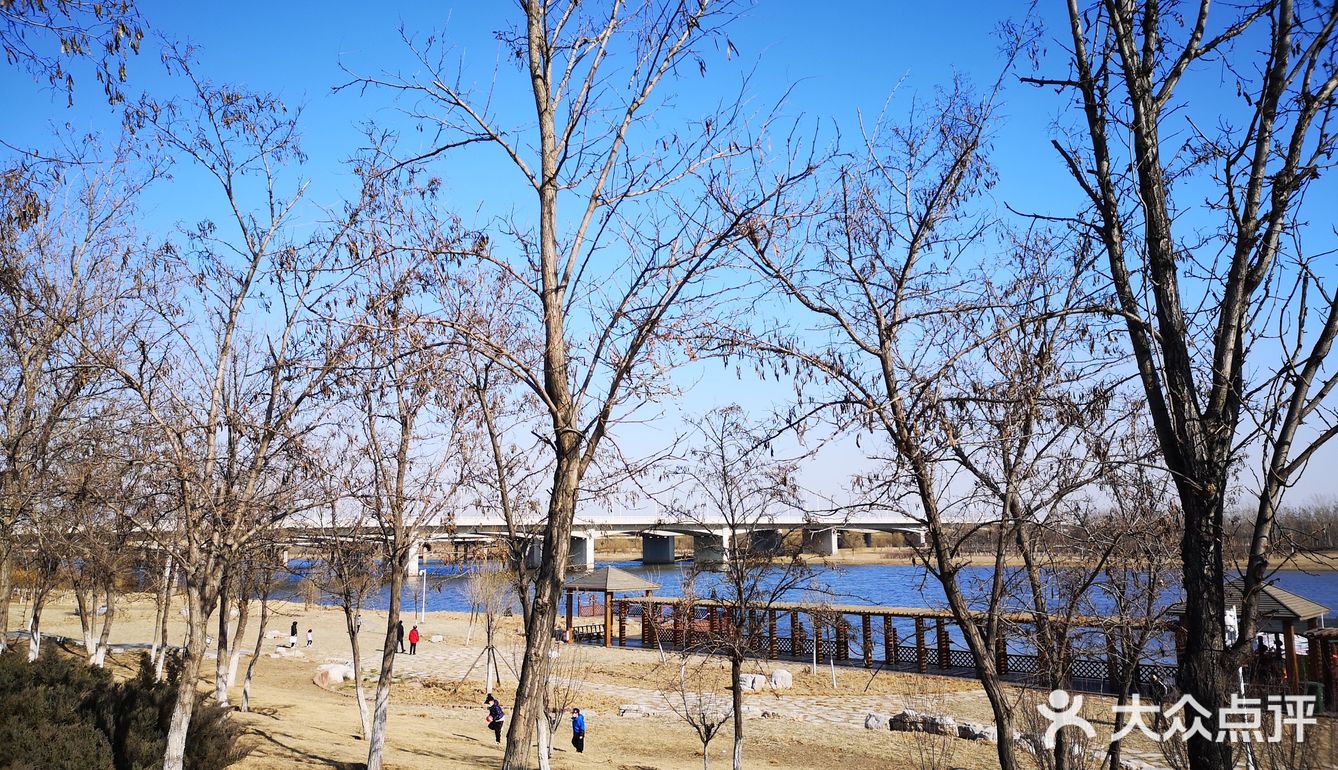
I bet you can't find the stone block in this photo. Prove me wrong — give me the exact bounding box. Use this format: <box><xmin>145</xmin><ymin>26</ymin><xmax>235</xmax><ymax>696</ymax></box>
<box><xmin>890</xmin><ymin>709</ymin><xmax>930</xmax><ymax>732</ymax></box>
<box><xmin>865</xmin><ymin>712</ymin><xmax>891</xmax><ymax>730</ymax></box>
<box><xmin>956</xmin><ymin>722</ymin><xmax>995</xmax><ymax>742</ymax></box>
<box><xmin>769</xmin><ymin>669</ymin><xmax>793</xmax><ymax>690</ymax></box>
<box><xmin>926</xmin><ymin>715</ymin><xmax>957</xmax><ymax>736</ymax></box>
<box><xmin>430</xmin><ymin>634</ymin><xmax>444</xmax><ymax>643</ymax></box>
<box><xmin>737</xmin><ymin>673</ymin><xmax>767</xmax><ymax>692</ymax></box>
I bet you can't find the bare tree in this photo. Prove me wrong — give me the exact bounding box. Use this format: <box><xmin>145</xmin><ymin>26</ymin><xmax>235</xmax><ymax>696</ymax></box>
<box><xmin>744</xmin><ymin>76</ymin><xmax>1037</xmax><ymax>770</ymax></box>
<box><xmin>0</xmin><ymin>141</ymin><xmax>153</xmax><ymax>655</ymax></box>
<box><xmin>64</xmin><ymin>411</ymin><xmax>144</xmax><ymax>667</ymax></box>
<box><xmin>332</xmin><ymin>165</ymin><xmax>479</xmax><ymax>770</ymax></box>
<box><xmin>661</xmin><ymin>654</ymin><xmax>733</xmax><ymax>770</ymax></box>
<box><xmin>0</xmin><ymin>0</ymin><xmax>144</xmax><ymax>104</ymax></box>
<box><xmin>238</xmin><ymin>538</ymin><xmax>283</xmax><ymax>714</ymax></box>
<box><xmin>1032</xmin><ymin>3</ymin><xmax>1338</xmax><ymax>768</ymax></box>
<box><xmin>461</xmin><ymin>566</ymin><xmax>514</xmax><ymax>697</ymax></box>
<box><xmin>309</xmin><ymin>496</ymin><xmax>381</xmax><ymax>737</ymax></box>
<box><xmin>345</xmin><ymin>5</ymin><xmax>818</xmax><ymax>764</ymax></box>
<box><xmin>666</xmin><ymin>405</ymin><xmax>814</xmax><ymax>770</ymax></box>
<box><xmin>113</xmin><ymin>51</ymin><xmax>358</xmax><ymax>770</ymax></box>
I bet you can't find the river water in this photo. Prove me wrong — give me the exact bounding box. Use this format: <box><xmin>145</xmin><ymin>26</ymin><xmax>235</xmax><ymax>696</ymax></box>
<box><xmin>281</xmin><ymin>559</ymin><xmax>1338</xmax><ymax>627</ymax></box>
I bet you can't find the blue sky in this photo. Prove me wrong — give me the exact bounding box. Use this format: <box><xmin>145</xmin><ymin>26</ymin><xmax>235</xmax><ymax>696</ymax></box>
<box><xmin>4</xmin><ymin>1</ymin><xmax>1336</xmax><ymax>506</ymax></box>
<box><xmin>1</xmin><ymin>1</ymin><xmax>1070</xmax><ymax>227</ymax></box>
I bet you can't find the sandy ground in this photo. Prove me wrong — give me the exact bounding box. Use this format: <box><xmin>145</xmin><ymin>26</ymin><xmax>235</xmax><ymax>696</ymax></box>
<box><xmin>8</xmin><ymin>592</ymin><xmax>1335</xmax><ymax>769</ymax></box>
<box><xmin>7</xmin><ymin>593</ymin><xmax>1008</xmax><ymax>769</ymax></box>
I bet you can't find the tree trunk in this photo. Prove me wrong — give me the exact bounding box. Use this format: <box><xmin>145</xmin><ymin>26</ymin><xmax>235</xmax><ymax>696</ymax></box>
<box><xmin>162</xmin><ymin>583</ymin><xmax>212</xmax><ymax>770</ymax></box>
<box><xmin>0</xmin><ymin>546</ymin><xmax>11</xmax><ymax>653</ymax></box>
<box><xmin>26</xmin><ymin>600</ymin><xmax>44</xmax><ymax>661</ymax></box>
<box><xmin>152</xmin><ymin>553</ymin><xmax>174</xmax><ymax>675</ymax></box>
<box><xmin>226</xmin><ymin>596</ymin><xmax>251</xmax><ymax>691</ymax></box>
<box><xmin>214</xmin><ymin>572</ymin><xmax>233</xmax><ymax>707</ymax></box>
<box><xmin>365</xmin><ymin>559</ymin><xmax>405</xmax><ymax>770</ymax></box>
<box><xmin>501</xmin><ymin>462</ymin><xmax>579</xmax><ymax>770</ymax></box>
<box><xmin>1178</xmin><ymin>492</ymin><xmax>1232</xmax><ymax>770</ymax></box>
<box><xmin>536</xmin><ymin>716</ymin><xmax>552</xmax><ymax>770</ymax></box>
<box><xmin>92</xmin><ymin>583</ymin><xmax>115</xmax><ymax>667</ymax></box>
<box><xmin>730</xmin><ymin>655</ymin><xmax>743</xmax><ymax>770</ymax></box>
<box><xmin>342</xmin><ymin>602</ymin><xmax>371</xmax><ymax>738</ymax></box>
<box><xmin>241</xmin><ymin>591</ymin><xmax>270</xmax><ymax>713</ymax></box>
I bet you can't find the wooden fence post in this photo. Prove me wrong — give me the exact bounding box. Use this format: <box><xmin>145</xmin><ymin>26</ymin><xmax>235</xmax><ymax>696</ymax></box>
<box><xmin>936</xmin><ymin>618</ymin><xmax>949</xmax><ymax>669</ymax></box>
<box><xmin>884</xmin><ymin>615</ymin><xmax>896</xmax><ymax>666</ymax></box>
<box><xmin>768</xmin><ymin>609</ymin><xmax>778</xmax><ymax>659</ymax></box>
<box><xmin>862</xmin><ymin>613</ymin><xmax>873</xmax><ymax>668</ymax></box>
<box><xmin>915</xmin><ymin>617</ymin><xmax>927</xmax><ymax>673</ymax></box>
<box><xmin>618</xmin><ymin>601</ymin><xmax>627</xmax><ymax>647</ymax></box>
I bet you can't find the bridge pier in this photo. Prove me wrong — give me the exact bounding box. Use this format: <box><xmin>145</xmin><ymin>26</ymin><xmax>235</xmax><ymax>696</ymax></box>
<box><xmin>693</xmin><ymin>531</ymin><xmax>731</xmax><ymax>566</ymax></box>
<box><xmin>641</xmin><ymin>534</ymin><xmax>676</xmax><ymax>565</ymax></box>
<box><xmin>569</xmin><ymin>532</ymin><xmax>596</xmax><ymax>571</ymax></box>
<box><xmin>803</xmin><ymin>528</ymin><xmax>839</xmax><ymax>557</ymax></box>
<box><xmin>406</xmin><ymin>539</ymin><xmax>422</xmax><ymax>575</ymax></box>
<box><xmin>751</xmin><ymin>528</ymin><xmax>784</xmax><ymax>555</ymax></box>
<box><xmin>909</xmin><ymin>527</ymin><xmax>927</xmax><ymax>547</ymax></box>
<box><xmin>524</xmin><ymin>540</ymin><xmax>543</xmax><ymax>570</ymax></box>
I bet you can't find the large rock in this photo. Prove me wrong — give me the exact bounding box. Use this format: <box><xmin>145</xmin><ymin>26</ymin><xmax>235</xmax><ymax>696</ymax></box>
<box><xmin>925</xmin><ymin>715</ymin><xmax>957</xmax><ymax>736</ymax></box>
<box><xmin>313</xmin><ymin>663</ymin><xmax>355</xmax><ymax>687</ymax></box>
<box><xmin>430</xmin><ymin>634</ymin><xmax>444</xmax><ymax>643</ymax></box>
<box><xmin>769</xmin><ymin>669</ymin><xmax>793</xmax><ymax>690</ymax></box>
<box><xmin>737</xmin><ymin>674</ymin><xmax>767</xmax><ymax>692</ymax></box>
<box><xmin>864</xmin><ymin>713</ymin><xmax>891</xmax><ymax>730</ymax></box>
<box><xmin>890</xmin><ymin>709</ymin><xmax>930</xmax><ymax>732</ymax></box>
<box><xmin>956</xmin><ymin>722</ymin><xmax>996</xmax><ymax>742</ymax></box>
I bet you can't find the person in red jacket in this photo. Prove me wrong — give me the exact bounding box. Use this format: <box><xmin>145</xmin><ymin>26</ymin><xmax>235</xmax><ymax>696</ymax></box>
<box><xmin>408</xmin><ymin>625</ymin><xmax>420</xmax><ymax>655</ymax></box>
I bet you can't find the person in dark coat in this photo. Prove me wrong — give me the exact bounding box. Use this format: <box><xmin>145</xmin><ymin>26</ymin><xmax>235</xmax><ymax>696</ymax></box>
<box><xmin>570</xmin><ymin>707</ymin><xmax>586</xmax><ymax>753</ymax></box>
<box><xmin>289</xmin><ymin>620</ymin><xmax>298</xmax><ymax>648</ymax></box>
<box><xmin>484</xmin><ymin>694</ymin><xmax>505</xmax><ymax>744</ymax></box>
<box><xmin>396</xmin><ymin>619</ymin><xmax>406</xmax><ymax>653</ymax></box>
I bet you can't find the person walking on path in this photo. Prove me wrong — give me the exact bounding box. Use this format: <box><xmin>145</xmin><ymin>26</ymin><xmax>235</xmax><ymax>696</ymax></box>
<box><xmin>484</xmin><ymin>694</ymin><xmax>505</xmax><ymax>744</ymax></box>
<box><xmin>408</xmin><ymin>625</ymin><xmax>419</xmax><ymax>655</ymax></box>
<box><xmin>306</xmin><ymin>628</ymin><xmax>313</xmax><ymax>647</ymax></box>
<box><xmin>289</xmin><ymin>621</ymin><xmax>298</xmax><ymax>648</ymax></box>
<box><xmin>396</xmin><ymin>619</ymin><xmax>405</xmax><ymax>653</ymax></box>
<box><xmin>570</xmin><ymin>707</ymin><xmax>586</xmax><ymax>753</ymax></box>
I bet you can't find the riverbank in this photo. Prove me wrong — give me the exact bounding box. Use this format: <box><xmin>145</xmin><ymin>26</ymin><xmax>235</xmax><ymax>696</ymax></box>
<box><xmin>0</xmin><ymin>594</ymin><xmax>1207</xmax><ymax>769</ymax></box>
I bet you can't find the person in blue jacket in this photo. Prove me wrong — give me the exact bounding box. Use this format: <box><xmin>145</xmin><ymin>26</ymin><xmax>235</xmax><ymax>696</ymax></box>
<box><xmin>570</xmin><ymin>707</ymin><xmax>586</xmax><ymax>753</ymax></box>
<box><xmin>484</xmin><ymin>694</ymin><xmax>505</xmax><ymax>744</ymax></box>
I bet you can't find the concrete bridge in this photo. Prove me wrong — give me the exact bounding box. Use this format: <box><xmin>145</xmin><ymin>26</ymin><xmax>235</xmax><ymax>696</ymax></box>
<box><xmin>280</xmin><ymin>511</ymin><xmax>926</xmax><ymax>573</ymax></box>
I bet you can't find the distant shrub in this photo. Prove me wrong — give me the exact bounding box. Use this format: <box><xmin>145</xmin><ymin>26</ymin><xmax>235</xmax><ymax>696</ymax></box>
<box><xmin>0</xmin><ymin>648</ymin><xmax>251</xmax><ymax>770</ymax></box>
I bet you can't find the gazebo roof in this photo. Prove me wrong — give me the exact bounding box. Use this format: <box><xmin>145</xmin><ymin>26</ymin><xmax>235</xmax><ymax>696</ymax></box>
<box><xmin>1168</xmin><ymin>578</ymin><xmax>1330</xmax><ymax>623</ymax></box>
<box><xmin>563</xmin><ymin>566</ymin><xmax>660</xmax><ymax>594</ymax></box>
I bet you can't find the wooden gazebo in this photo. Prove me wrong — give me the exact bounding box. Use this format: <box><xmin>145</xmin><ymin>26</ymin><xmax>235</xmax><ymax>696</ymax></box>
<box><xmin>1169</xmin><ymin>579</ymin><xmax>1330</xmax><ymax>693</ymax></box>
<box><xmin>563</xmin><ymin>567</ymin><xmax>660</xmax><ymax>647</ymax></box>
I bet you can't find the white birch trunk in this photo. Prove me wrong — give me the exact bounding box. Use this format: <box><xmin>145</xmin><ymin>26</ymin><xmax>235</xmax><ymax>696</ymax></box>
<box><xmin>536</xmin><ymin>717</ymin><xmax>552</xmax><ymax>770</ymax></box>
<box><xmin>162</xmin><ymin>587</ymin><xmax>209</xmax><ymax>770</ymax></box>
